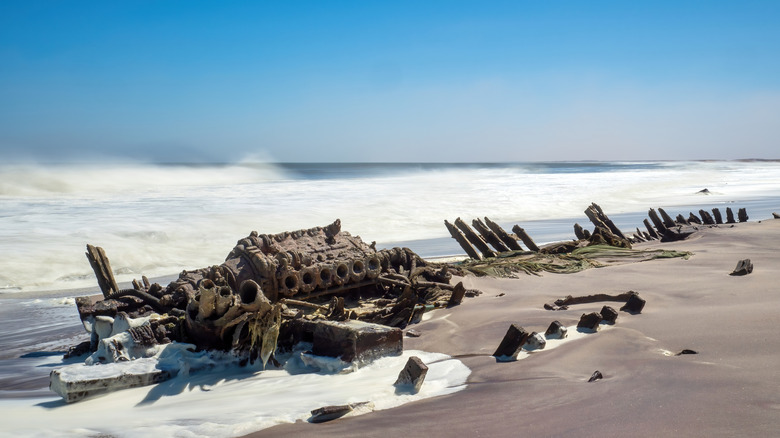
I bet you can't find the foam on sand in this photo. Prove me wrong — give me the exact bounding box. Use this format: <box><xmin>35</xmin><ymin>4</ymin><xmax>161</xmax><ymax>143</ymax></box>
<box><xmin>0</xmin><ymin>349</ymin><xmax>469</xmax><ymax>437</ymax></box>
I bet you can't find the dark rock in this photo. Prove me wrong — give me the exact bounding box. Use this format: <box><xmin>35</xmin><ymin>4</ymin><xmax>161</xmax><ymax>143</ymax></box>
<box><xmin>405</xmin><ymin>329</ymin><xmax>421</xmax><ymax>338</ymax></box>
<box><xmin>312</xmin><ymin>320</ymin><xmax>403</xmax><ymax>365</ymax></box>
<box><xmin>676</xmin><ymin>349</ymin><xmax>698</xmax><ymax>355</ymax></box>
<box><xmin>310</xmin><ymin>401</ymin><xmax>373</xmax><ymax>423</ymax></box>
<box><xmin>773</xmin><ymin>212</ymin><xmax>780</xmax><ymax>219</ymax></box>
<box><xmin>620</xmin><ymin>292</ymin><xmax>646</xmax><ymax>314</ymax></box>
<box><xmin>600</xmin><ymin>305</ymin><xmax>618</xmax><ymax>324</ymax></box>
<box><xmin>493</xmin><ymin>324</ymin><xmax>530</xmax><ymax>361</ymax></box>
<box><xmin>738</xmin><ymin>208</ymin><xmax>749</xmax><ymax>222</ymax></box>
<box><xmin>577</xmin><ymin>312</ymin><xmax>602</xmax><ymax>331</ymax></box>
<box><xmin>697</xmin><ymin>188</ymin><xmax>711</xmax><ymax>194</ymax></box>
<box><xmin>588</xmin><ymin>370</ymin><xmax>603</xmax><ymax>382</ymax></box>
<box><xmin>524</xmin><ymin>332</ymin><xmax>546</xmax><ymax>350</ymax></box>
<box><xmin>730</xmin><ymin>259</ymin><xmax>753</xmax><ymax>276</ymax></box>
<box><xmin>544</xmin><ymin>320</ymin><xmax>568</xmax><ymax>339</ymax></box>
<box><xmin>394</xmin><ymin>356</ymin><xmax>428</xmax><ymax>393</ymax></box>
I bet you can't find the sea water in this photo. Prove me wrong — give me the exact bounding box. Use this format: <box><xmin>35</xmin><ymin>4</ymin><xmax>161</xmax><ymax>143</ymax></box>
<box><xmin>2</xmin><ymin>160</ymin><xmax>779</xmax><ymax>294</ymax></box>
<box><xmin>1</xmin><ymin>160</ymin><xmax>779</xmax><ymax>435</ymax></box>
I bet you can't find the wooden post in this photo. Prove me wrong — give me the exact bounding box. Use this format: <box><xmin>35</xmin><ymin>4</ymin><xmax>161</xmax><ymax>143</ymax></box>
<box><xmin>85</xmin><ymin>244</ymin><xmax>118</xmax><ymax>299</ymax></box>
<box><xmin>648</xmin><ymin>209</ymin><xmax>667</xmax><ymax>234</ymax></box>
<box><xmin>726</xmin><ymin>207</ymin><xmax>736</xmax><ymax>224</ymax></box>
<box><xmin>711</xmin><ymin>208</ymin><xmax>723</xmax><ymax>224</ymax></box>
<box><xmin>675</xmin><ymin>214</ymin><xmax>689</xmax><ymax>225</ymax></box>
<box><xmin>444</xmin><ymin>220</ymin><xmax>482</xmax><ymax>260</ymax></box>
<box><xmin>454</xmin><ymin>218</ymin><xmax>496</xmax><ymax>258</ymax></box>
<box><xmin>658</xmin><ymin>208</ymin><xmax>676</xmax><ymax>228</ymax></box>
<box><xmin>738</xmin><ymin>208</ymin><xmax>749</xmax><ymax>223</ymax></box>
<box><xmin>484</xmin><ymin>217</ymin><xmax>523</xmax><ymax>251</ymax></box>
<box><xmin>643</xmin><ymin>218</ymin><xmax>659</xmax><ymax>239</ymax></box>
<box><xmin>586</xmin><ymin>203</ymin><xmax>627</xmax><ymax>240</ymax></box>
<box><xmin>512</xmin><ymin>225</ymin><xmax>540</xmax><ymax>252</ymax></box>
<box><xmin>699</xmin><ymin>209</ymin><xmax>715</xmax><ymax>225</ymax></box>
<box><xmin>688</xmin><ymin>212</ymin><xmax>702</xmax><ymax>225</ymax></box>
<box><xmin>573</xmin><ymin>223</ymin><xmax>586</xmax><ymax>240</ymax></box>
<box><xmin>472</xmin><ymin>218</ymin><xmax>509</xmax><ymax>252</ymax></box>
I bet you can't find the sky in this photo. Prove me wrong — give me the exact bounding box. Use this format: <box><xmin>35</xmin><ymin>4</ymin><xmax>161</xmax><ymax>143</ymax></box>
<box><xmin>1</xmin><ymin>1</ymin><xmax>780</xmax><ymax>163</ymax></box>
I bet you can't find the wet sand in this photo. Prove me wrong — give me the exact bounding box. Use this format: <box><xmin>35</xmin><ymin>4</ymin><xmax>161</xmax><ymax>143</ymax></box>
<box><xmin>248</xmin><ymin>219</ymin><xmax>780</xmax><ymax>437</ymax></box>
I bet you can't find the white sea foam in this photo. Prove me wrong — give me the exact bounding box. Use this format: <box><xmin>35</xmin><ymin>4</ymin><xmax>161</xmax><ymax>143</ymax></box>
<box><xmin>1</xmin><ymin>161</ymin><xmax>779</xmax><ymax>293</ymax></box>
<box><xmin>0</xmin><ymin>348</ymin><xmax>470</xmax><ymax>438</ymax></box>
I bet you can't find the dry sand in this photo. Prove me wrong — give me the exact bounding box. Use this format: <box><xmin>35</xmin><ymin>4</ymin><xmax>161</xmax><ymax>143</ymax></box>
<box><xmin>247</xmin><ymin>219</ymin><xmax>780</xmax><ymax>437</ymax></box>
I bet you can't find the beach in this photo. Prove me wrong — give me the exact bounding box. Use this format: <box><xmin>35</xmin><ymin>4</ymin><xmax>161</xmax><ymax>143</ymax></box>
<box><xmin>249</xmin><ymin>218</ymin><xmax>780</xmax><ymax>437</ymax></box>
<box><xmin>1</xmin><ymin>162</ymin><xmax>780</xmax><ymax>436</ymax></box>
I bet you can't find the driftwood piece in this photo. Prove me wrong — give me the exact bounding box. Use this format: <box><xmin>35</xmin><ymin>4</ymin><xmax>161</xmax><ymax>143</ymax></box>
<box><xmin>738</xmin><ymin>208</ymin><xmax>748</xmax><ymax>223</ymax></box>
<box><xmin>553</xmin><ymin>291</ymin><xmax>637</xmax><ymax>307</ymax></box>
<box><xmin>511</xmin><ymin>225</ymin><xmax>540</xmax><ymax>252</ymax></box>
<box><xmin>658</xmin><ymin>208</ymin><xmax>676</xmax><ymax>228</ymax></box>
<box><xmin>699</xmin><ymin>209</ymin><xmax>715</xmax><ymax>225</ymax></box>
<box><xmin>648</xmin><ymin>209</ymin><xmax>667</xmax><ymax>234</ymax></box>
<box><xmin>472</xmin><ymin>218</ymin><xmax>510</xmax><ymax>252</ymax></box>
<box><xmin>730</xmin><ymin>259</ymin><xmax>753</xmax><ymax>276</ymax></box>
<box><xmin>85</xmin><ymin>244</ymin><xmax>119</xmax><ymax>299</ymax></box>
<box><xmin>574</xmin><ymin>223</ymin><xmax>587</xmax><ymax>240</ymax></box>
<box><xmin>585</xmin><ymin>203</ymin><xmax>627</xmax><ymax>240</ymax></box>
<box><xmin>712</xmin><ymin>208</ymin><xmax>723</xmax><ymax>224</ymax></box>
<box><xmin>445</xmin><ymin>220</ymin><xmax>482</xmax><ymax>260</ymax></box>
<box><xmin>643</xmin><ymin>219</ymin><xmax>659</xmax><ymax>239</ymax></box>
<box><xmin>484</xmin><ymin>217</ymin><xmax>523</xmax><ymax>251</ymax></box>
<box><xmin>454</xmin><ymin>218</ymin><xmax>496</xmax><ymax>259</ymax></box>
<box><xmin>726</xmin><ymin>207</ymin><xmax>736</xmax><ymax>224</ymax></box>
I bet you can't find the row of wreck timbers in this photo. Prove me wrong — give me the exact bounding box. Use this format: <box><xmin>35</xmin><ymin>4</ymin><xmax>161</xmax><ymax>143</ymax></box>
<box><xmin>57</xmin><ymin>202</ymin><xmax>751</xmax><ymax>406</ymax></box>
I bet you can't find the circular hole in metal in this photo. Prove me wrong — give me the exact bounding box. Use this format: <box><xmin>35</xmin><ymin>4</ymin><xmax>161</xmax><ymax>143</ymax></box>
<box><xmin>353</xmin><ymin>260</ymin><xmax>364</xmax><ymax>274</ymax></box>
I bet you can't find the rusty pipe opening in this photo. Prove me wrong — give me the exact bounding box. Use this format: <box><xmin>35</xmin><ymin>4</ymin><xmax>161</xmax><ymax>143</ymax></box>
<box><xmin>365</xmin><ymin>255</ymin><xmax>381</xmax><ymax>279</ymax></box>
<box><xmin>299</xmin><ymin>266</ymin><xmax>321</xmax><ymax>294</ymax></box>
<box><xmin>334</xmin><ymin>262</ymin><xmax>350</xmax><ymax>285</ymax></box>
<box><xmin>239</xmin><ymin>280</ymin><xmax>260</xmax><ymax>305</ymax></box>
<box><xmin>350</xmin><ymin>259</ymin><xmax>366</xmax><ymax>282</ymax></box>
<box><xmin>279</xmin><ymin>271</ymin><xmax>300</xmax><ymax>297</ymax></box>
<box><xmin>319</xmin><ymin>266</ymin><xmax>334</xmax><ymax>288</ymax></box>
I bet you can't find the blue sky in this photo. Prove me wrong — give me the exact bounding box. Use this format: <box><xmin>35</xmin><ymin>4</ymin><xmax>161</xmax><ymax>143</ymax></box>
<box><xmin>1</xmin><ymin>1</ymin><xmax>779</xmax><ymax>163</ymax></box>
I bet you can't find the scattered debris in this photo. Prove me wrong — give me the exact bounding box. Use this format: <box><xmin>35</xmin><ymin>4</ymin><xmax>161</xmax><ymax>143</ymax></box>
<box><xmin>394</xmin><ymin>356</ymin><xmax>429</xmax><ymax>394</ymax></box>
<box><xmin>588</xmin><ymin>370</ymin><xmax>603</xmax><ymax>382</ymax></box>
<box><xmin>524</xmin><ymin>332</ymin><xmax>546</xmax><ymax>351</ymax></box>
<box><xmin>544</xmin><ymin>320</ymin><xmax>567</xmax><ymax>339</ymax></box>
<box><xmin>620</xmin><ymin>293</ymin><xmax>646</xmax><ymax>314</ymax></box>
<box><xmin>493</xmin><ymin>324</ymin><xmax>529</xmax><ymax>361</ymax></box>
<box><xmin>310</xmin><ymin>401</ymin><xmax>375</xmax><ymax>423</ymax></box>
<box><xmin>730</xmin><ymin>259</ymin><xmax>754</xmax><ymax>276</ymax></box>
<box><xmin>600</xmin><ymin>305</ymin><xmax>618</xmax><ymax>324</ymax></box>
<box><xmin>577</xmin><ymin>312</ymin><xmax>602</xmax><ymax>331</ymax></box>
<box><xmin>676</xmin><ymin>349</ymin><xmax>698</xmax><ymax>356</ymax></box>
<box><xmin>405</xmin><ymin>329</ymin><xmax>421</xmax><ymax>338</ymax></box>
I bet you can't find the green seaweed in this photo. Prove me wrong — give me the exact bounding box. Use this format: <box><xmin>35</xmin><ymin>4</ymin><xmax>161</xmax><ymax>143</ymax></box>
<box><xmin>453</xmin><ymin>245</ymin><xmax>692</xmax><ymax>278</ymax></box>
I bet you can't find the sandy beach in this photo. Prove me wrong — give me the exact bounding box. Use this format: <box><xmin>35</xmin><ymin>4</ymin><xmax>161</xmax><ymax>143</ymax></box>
<box><xmin>246</xmin><ymin>218</ymin><xmax>780</xmax><ymax>437</ymax></box>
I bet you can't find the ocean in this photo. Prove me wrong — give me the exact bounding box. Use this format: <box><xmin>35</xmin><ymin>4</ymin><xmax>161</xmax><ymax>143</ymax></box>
<box><xmin>1</xmin><ymin>160</ymin><xmax>779</xmax><ymax>435</ymax></box>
